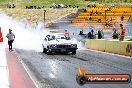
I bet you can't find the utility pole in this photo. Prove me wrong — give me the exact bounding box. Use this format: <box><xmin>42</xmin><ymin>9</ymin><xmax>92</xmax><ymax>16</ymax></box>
<box><xmin>7</xmin><ymin>0</ymin><xmax>9</xmax><ymax>8</ymax></box>
<box><xmin>104</xmin><ymin>9</ymin><xmax>109</xmax><ymax>30</ymax></box>
<box><xmin>12</xmin><ymin>0</ymin><xmax>13</xmax><ymax>6</ymax></box>
<box><xmin>105</xmin><ymin>9</ymin><xmax>109</xmax><ymax>23</ymax></box>
<box><xmin>44</xmin><ymin>10</ymin><xmax>46</xmax><ymax>27</ymax></box>
<box><xmin>105</xmin><ymin>10</ymin><xmax>107</xmax><ymax>21</ymax></box>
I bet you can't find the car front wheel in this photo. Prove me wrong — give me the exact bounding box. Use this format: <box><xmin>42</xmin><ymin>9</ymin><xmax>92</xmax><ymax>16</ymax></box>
<box><xmin>72</xmin><ymin>50</ymin><xmax>76</xmax><ymax>55</ymax></box>
<box><xmin>44</xmin><ymin>48</ymin><xmax>47</xmax><ymax>53</ymax></box>
<box><xmin>46</xmin><ymin>49</ymin><xmax>52</xmax><ymax>55</ymax></box>
<box><xmin>42</xmin><ymin>46</ymin><xmax>47</xmax><ymax>53</ymax></box>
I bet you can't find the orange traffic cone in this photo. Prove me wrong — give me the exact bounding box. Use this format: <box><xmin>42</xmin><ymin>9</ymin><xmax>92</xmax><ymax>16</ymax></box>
<box><xmin>0</xmin><ymin>27</ymin><xmax>3</xmax><ymax>42</ymax></box>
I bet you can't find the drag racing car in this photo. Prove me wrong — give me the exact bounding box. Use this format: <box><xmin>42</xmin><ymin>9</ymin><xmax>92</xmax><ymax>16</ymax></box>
<box><xmin>42</xmin><ymin>33</ymin><xmax>78</xmax><ymax>55</ymax></box>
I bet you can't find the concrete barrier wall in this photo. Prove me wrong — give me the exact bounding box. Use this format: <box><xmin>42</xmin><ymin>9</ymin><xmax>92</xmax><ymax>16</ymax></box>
<box><xmin>85</xmin><ymin>39</ymin><xmax>132</xmax><ymax>57</ymax></box>
<box><xmin>85</xmin><ymin>39</ymin><xmax>106</xmax><ymax>52</ymax></box>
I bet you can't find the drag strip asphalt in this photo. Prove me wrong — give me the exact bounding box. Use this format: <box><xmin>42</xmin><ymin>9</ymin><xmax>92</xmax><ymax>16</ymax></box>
<box><xmin>12</xmin><ymin>48</ymin><xmax>132</xmax><ymax>88</ymax></box>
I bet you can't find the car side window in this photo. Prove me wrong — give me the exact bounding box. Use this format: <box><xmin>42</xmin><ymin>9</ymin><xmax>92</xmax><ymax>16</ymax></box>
<box><xmin>46</xmin><ymin>38</ymin><xmax>51</xmax><ymax>41</ymax></box>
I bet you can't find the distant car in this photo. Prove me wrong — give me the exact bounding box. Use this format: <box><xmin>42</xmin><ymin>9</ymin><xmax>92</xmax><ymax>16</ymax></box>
<box><xmin>58</xmin><ymin>4</ymin><xmax>67</xmax><ymax>8</ymax></box>
<box><xmin>49</xmin><ymin>3</ymin><xmax>67</xmax><ymax>8</ymax></box>
<box><xmin>42</xmin><ymin>33</ymin><xmax>78</xmax><ymax>55</ymax></box>
<box><xmin>49</xmin><ymin>3</ymin><xmax>58</xmax><ymax>8</ymax></box>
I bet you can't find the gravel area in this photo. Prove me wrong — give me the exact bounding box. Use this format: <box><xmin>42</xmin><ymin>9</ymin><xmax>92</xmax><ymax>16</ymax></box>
<box><xmin>0</xmin><ymin>8</ymin><xmax>78</xmax><ymax>27</ymax></box>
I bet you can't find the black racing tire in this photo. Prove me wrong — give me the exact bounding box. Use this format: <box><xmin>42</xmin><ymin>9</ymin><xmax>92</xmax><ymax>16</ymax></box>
<box><xmin>64</xmin><ymin>52</ymin><xmax>69</xmax><ymax>55</ymax></box>
<box><xmin>72</xmin><ymin>50</ymin><xmax>76</xmax><ymax>55</ymax></box>
<box><xmin>44</xmin><ymin>48</ymin><xmax>47</xmax><ymax>53</ymax></box>
<box><xmin>42</xmin><ymin>46</ymin><xmax>47</xmax><ymax>53</ymax></box>
<box><xmin>46</xmin><ymin>50</ymin><xmax>52</xmax><ymax>55</ymax></box>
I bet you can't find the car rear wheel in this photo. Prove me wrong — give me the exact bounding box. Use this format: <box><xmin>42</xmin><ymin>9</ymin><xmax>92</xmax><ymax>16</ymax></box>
<box><xmin>72</xmin><ymin>51</ymin><xmax>76</xmax><ymax>55</ymax></box>
<box><xmin>42</xmin><ymin>46</ymin><xmax>47</xmax><ymax>53</ymax></box>
<box><xmin>44</xmin><ymin>48</ymin><xmax>47</xmax><ymax>53</ymax></box>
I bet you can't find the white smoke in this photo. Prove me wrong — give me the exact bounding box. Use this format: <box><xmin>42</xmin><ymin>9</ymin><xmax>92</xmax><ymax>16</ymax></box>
<box><xmin>72</xmin><ymin>38</ymin><xmax>85</xmax><ymax>50</ymax></box>
<box><xmin>0</xmin><ymin>12</ymin><xmax>85</xmax><ymax>52</ymax></box>
<box><xmin>0</xmin><ymin>12</ymin><xmax>50</xmax><ymax>52</ymax></box>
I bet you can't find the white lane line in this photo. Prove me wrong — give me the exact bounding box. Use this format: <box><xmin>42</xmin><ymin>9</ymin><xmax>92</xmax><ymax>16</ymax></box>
<box><xmin>86</xmin><ymin>49</ymin><xmax>132</xmax><ymax>59</ymax></box>
<box><xmin>13</xmin><ymin>50</ymin><xmax>42</xmax><ymax>88</ymax></box>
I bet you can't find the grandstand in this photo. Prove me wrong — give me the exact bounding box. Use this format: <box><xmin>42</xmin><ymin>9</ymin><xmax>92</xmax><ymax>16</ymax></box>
<box><xmin>71</xmin><ymin>5</ymin><xmax>132</xmax><ymax>32</ymax></box>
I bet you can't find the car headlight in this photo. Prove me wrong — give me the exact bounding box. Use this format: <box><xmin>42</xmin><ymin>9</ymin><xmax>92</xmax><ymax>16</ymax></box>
<box><xmin>50</xmin><ymin>44</ymin><xmax>57</xmax><ymax>48</ymax></box>
<box><xmin>71</xmin><ymin>44</ymin><xmax>77</xmax><ymax>48</ymax></box>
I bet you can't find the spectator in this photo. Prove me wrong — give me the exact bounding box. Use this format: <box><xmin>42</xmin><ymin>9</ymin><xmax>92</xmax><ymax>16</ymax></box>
<box><xmin>113</xmin><ymin>26</ymin><xmax>116</xmax><ymax>31</ymax></box>
<box><xmin>88</xmin><ymin>32</ymin><xmax>92</xmax><ymax>39</ymax></box>
<box><xmin>85</xmin><ymin>18</ymin><xmax>89</xmax><ymax>21</ymax></box>
<box><xmin>69</xmin><ymin>5</ymin><xmax>71</xmax><ymax>8</ymax></box>
<box><xmin>87</xmin><ymin>4</ymin><xmax>90</xmax><ymax>7</ymax></box>
<box><xmin>110</xmin><ymin>17</ymin><xmax>112</xmax><ymax>21</ymax></box>
<box><xmin>30</xmin><ymin>6</ymin><xmax>33</xmax><ymax>9</ymax></box>
<box><xmin>26</xmin><ymin>6</ymin><xmax>33</xmax><ymax>9</ymax></box>
<box><xmin>73</xmin><ymin>5</ymin><xmax>76</xmax><ymax>8</ymax></box>
<box><xmin>92</xmin><ymin>4</ymin><xmax>96</xmax><ymax>8</ymax></box>
<box><xmin>73</xmin><ymin>32</ymin><xmax>74</xmax><ymax>35</ymax></box>
<box><xmin>84</xmin><ymin>9</ymin><xmax>87</xmax><ymax>12</ymax></box>
<box><xmin>90</xmin><ymin>10</ymin><xmax>93</xmax><ymax>16</ymax></box>
<box><xmin>90</xmin><ymin>12</ymin><xmax>92</xmax><ymax>16</ymax></box>
<box><xmin>34</xmin><ymin>6</ymin><xmax>37</xmax><ymax>9</ymax></box>
<box><xmin>89</xmin><ymin>17</ymin><xmax>92</xmax><ymax>21</ymax></box>
<box><xmin>112</xmin><ymin>30</ymin><xmax>119</xmax><ymax>39</ymax></box>
<box><xmin>121</xmin><ymin>15</ymin><xmax>124</xmax><ymax>21</ymax></box>
<box><xmin>26</xmin><ymin>6</ymin><xmax>28</xmax><ymax>9</ymax></box>
<box><xmin>91</xmin><ymin>29</ymin><xmax>94</xmax><ymax>39</ymax></box>
<box><xmin>105</xmin><ymin>22</ymin><xmax>109</xmax><ymax>27</ymax></box>
<box><xmin>119</xmin><ymin>24</ymin><xmax>125</xmax><ymax>41</ymax></box>
<box><xmin>95</xmin><ymin>10</ymin><xmax>98</xmax><ymax>14</ymax></box>
<box><xmin>101</xmin><ymin>29</ymin><xmax>104</xmax><ymax>39</ymax></box>
<box><xmin>9</xmin><ymin>5</ymin><xmax>11</xmax><ymax>8</ymax></box>
<box><xmin>87</xmin><ymin>30</ymin><xmax>95</xmax><ymax>39</ymax></box>
<box><xmin>36</xmin><ymin>21</ymin><xmax>38</xmax><ymax>26</ymax></box>
<box><xmin>6</xmin><ymin>29</ymin><xmax>15</xmax><ymax>51</ymax></box>
<box><xmin>97</xmin><ymin>19</ymin><xmax>101</xmax><ymax>23</ymax></box>
<box><xmin>37</xmin><ymin>6</ymin><xmax>41</xmax><ymax>9</ymax></box>
<box><xmin>12</xmin><ymin>4</ymin><xmax>15</xmax><ymax>8</ymax></box>
<box><xmin>79</xmin><ymin>30</ymin><xmax>84</xmax><ymax>35</ymax></box>
<box><xmin>98</xmin><ymin>30</ymin><xmax>102</xmax><ymax>39</ymax></box>
<box><xmin>64</xmin><ymin>30</ymin><xmax>70</xmax><ymax>36</ymax></box>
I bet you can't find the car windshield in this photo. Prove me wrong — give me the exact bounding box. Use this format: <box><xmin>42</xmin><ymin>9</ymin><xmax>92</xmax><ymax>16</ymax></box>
<box><xmin>48</xmin><ymin>34</ymin><xmax>71</xmax><ymax>40</ymax></box>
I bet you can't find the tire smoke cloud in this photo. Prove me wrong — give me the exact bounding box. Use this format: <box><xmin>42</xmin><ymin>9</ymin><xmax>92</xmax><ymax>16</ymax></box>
<box><xmin>0</xmin><ymin>13</ymin><xmax>50</xmax><ymax>52</ymax></box>
<box><xmin>0</xmin><ymin>13</ymin><xmax>85</xmax><ymax>52</ymax></box>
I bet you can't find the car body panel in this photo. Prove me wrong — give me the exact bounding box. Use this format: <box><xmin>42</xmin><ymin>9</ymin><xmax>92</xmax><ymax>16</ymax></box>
<box><xmin>42</xmin><ymin>33</ymin><xmax>78</xmax><ymax>54</ymax></box>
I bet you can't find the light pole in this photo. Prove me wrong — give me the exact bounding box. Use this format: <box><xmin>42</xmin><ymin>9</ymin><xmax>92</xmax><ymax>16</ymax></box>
<box><xmin>44</xmin><ymin>10</ymin><xmax>46</xmax><ymax>27</ymax></box>
<box><xmin>104</xmin><ymin>9</ymin><xmax>109</xmax><ymax>29</ymax></box>
<box><xmin>11</xmin><ymin>0</ymin><xmax>13</xmax><ymax>7</ymax></box>
<box><xmin>105</xmin><ymin>9</ymin><xmax>109</xmax><ymax>23</ymax></box>
<box><xmin>105</xmin><ymin>10</ymin><xmax>107</xmax><ymax>21</ymax></box>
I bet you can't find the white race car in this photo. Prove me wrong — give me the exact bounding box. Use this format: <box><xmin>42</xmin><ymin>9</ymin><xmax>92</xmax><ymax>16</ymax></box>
<box><xmin>42</xmin><ymin>33</ymin><xmax>78</xmax><ymax>55</ymax></box>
